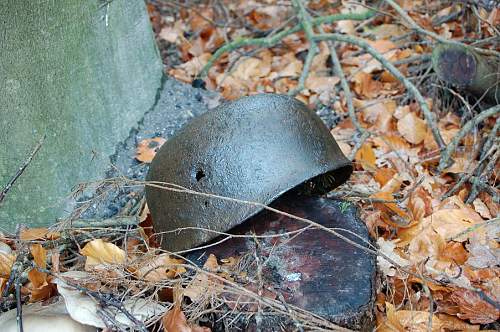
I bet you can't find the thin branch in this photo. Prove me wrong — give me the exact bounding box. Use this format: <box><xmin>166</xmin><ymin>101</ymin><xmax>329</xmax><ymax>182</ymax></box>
<box><xmin>312</xmin><ymin>33</ymin><xmax>446</xmax><ymax>150</ymax></box>
<box><xmin>384</xmin><ymin>0</ymin><xmax>500</xmax><ymax>57</ymax></box>
<box><xmin>288</xmin><ymin>0</ymin><xmax>318</xmax><ymax>96</ymax></box>
<box><xmin>0</xmin><ymin>135</ymin><xmax>46</xmax><ymax>205</ymax></box>
<box><xmin>139</xmin><ymin>179</ymin><xmax>500</xmax><ymax>309</ymax></box>
<box><xmin>438</xmin><ymin>105</ymin><xmax>500</xmax><ymax>172</ymax></box>
<box><xmin>199</xmin><ymin>10</ymin><xmax>375</xmax><ymax>78</ymax></box>
<box><xmin>317</xmin><ymin>21</ymin><xmax>370</xmax><ymax>160</ymax></box>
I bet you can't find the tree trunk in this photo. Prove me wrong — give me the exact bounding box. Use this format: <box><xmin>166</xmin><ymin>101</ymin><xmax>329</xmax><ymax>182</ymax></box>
<box><xmin>432</xmin><ymin>43</ymin><xmax>500</xmax><ymax>103</ymax></box>
<box><xmin>0</xmin><ymin>0</ymin><xmax>163</xmax><ymax>231</ymax></box>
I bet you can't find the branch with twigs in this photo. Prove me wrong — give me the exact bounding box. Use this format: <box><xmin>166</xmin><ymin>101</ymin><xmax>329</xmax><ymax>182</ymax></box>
<box><xmin>199</xmin><ymin>0</ymin><xmax>500</xmax><ymax>175</ymax></box>
<box><xmin>438</xmin><ymin>104</ymin><xmax>500</xmax><ymax>171</ymax></box>
<box><xmin>127</xmin><ymin>178</ymin><xmax>498</xmax><ymax>309</ymax></box>
<box><xmin>383</xmin><ymin>0</ymin><xmax>500</xmax><ymax>57</ymax></box>
<box><xmin>199</xmin><ymin>1</ymin><xmax>450</xmax><ymax>155</ymax></box>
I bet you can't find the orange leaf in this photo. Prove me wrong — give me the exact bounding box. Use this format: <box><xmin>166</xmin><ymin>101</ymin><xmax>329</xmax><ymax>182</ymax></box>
<box><xmin>428</xmin><ymin>208</ymin><xmax>482</xmax><ymax>241</ymax></box>
<box><xmin>163</xmin><ymin>303</ymin><xmax>211</xmax><ymax>332</ymax></box>
<box><xmin>135</xmin><ymin>137</ymin><xmax>166</xmax><ymax>163</ymax></box>
<box><xmin>20</xmin><ymin>228</ymin><xmax>60</xmax><ymax>241</ymax></box>
<box><xmin>355</xmin><ymin>143</ymin><xmax>376</xmax><ymax>171</ymax></box>
<box><xmin>184</xmin><ymin>254</ymin><xmax>221</xmax><ymax>301</ymax></box>
<box><xmin>135</xmin><ymin>254</ymin><xmax>186</xmax><ymax>282</ymax></box>
<box><xmin>304</xmin><ymin>75</ymin><xmax>340</xmax><ymax>94</ymax></box>
<box><xmin>397</xmin><ymin>112</ymin><xmax>427</xmax><ymax>144</ymax></box>
<box><xmin>450</xmin><ymin>289</ymin><xmax>499</xmax><ymax>324</ymax></box>
<box><xmin>28</xmin><ymin>244</ymin><xmax>47</xmax><ymax>288</ymax></box>
<box><xmin>352</xmin><ymin>72</ymin><xmax>383</xmax><ymax>98</ymax></box>
<box><xmin>472</xmin><ymin>198</ymin><xmax>492</xmax><ymax>219</ymax></box>
<box><xmin>371</xmin><ymin>191</ymin><xmax>411</xmax><ymax>227</ymax></box>
<box><xmin>80</xmin><ymin>239</ymin><xmax>126</xmax><ymax>269</ymax></box>
<box><xmin>0</xmin><ymin>251</ymin><xmax>15</xmax><ymax>292</ymax></box>
<box><xmin>441</xmin><ymin>241</ymin><xmax>468</xmax><ymax>265</ymax></box>
<box><xmin>407</xmin><ymin>188</ymin><xmax>432</xmax><ymax>222</ymax></box>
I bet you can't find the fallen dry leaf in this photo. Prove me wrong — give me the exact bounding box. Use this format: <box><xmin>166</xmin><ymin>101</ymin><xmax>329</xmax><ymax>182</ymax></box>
<box><xmin>377</xmin><ymin>238</ymin><xmax>410</xmax><ymax>277</ymax></box>
<box><xmin>80</xmin><ymin>239</ymin><xmax>125</xmax><ymax>269</ymax></box>
<box><xmin>56</xmin><ymin>271</ymin><xmax>165</xmax><ymax>328</ymax></box>
<box><xmin>304</xmin><ymin>75</ymin><xmax>340</xmax><ymax>94</ymax></box>
<box><xmin>450</xmin><ymin>289</ymin><xmax>499</xmax><ymax>324</ymax></box>
<box><xmin>163</xmin><ymin>287</ymin><xmax>211</xmax><ymax>332</ymax></box>
<box><xmin>184</xmin><ymin>254</ymin><xmax>221</xmax><ymax>301</ymax></box>
<box><xmin>28</xmin><ymin>244</ymin><xmax>47</xmax><ymax>288</ymax></box>
<box><xmin>355</xmin><ymin>143</ymin><xmax>376</xmax><ymax>171</ymax></box>
<box><xmin>0</xmin><ymin>251</ymin><xmax>15</xmax><ymax>291</ymax></box>
<box><xmin>20</xmin><ymin>228</ymin><xmax>60</xmax><ymax>241</ymax></box>
<box><xmin>472</xmin><ymin>198</ymin><xmax>492</xmax><ymax>219</ymax></box>
<box><xmin>163</xmin><ymin>304</ymin><xmax>211</xmax><ymax>332</ymax></box>
<box><xmin>352</xmin><ymin>71</ymin><xmax>384</xmax><ymax>98</ymax></box>
<box><xmin>466</xmin><ymin>229</ymin><xmax>499</xmax><ymax>269</ymax></box>
<box><xmin>135</xmin><ymin>253</ymin><xmax>186</xmax><ymax>282</ymax></box>
<box><xmin>26</xmin><ymin>244</ymin><xmax>56</xmax><ymax>302</ymax></box>
<box><xmin>397</xmin><ymin>112</ymin><xmax>427</xmax><ymax>144</ymax></box>
<box><xmin>371</xmin><ymin>191</ymin><xmax>412</xmax><ymax>227</ymax></box>
<box><xmin>428</xmin><ymin>208</ymin><xmax>483</xmax><ymax>241</ymax></box>
<box><xmin>380</xmin><ymin>302</ymin><xmax>482</xmax><ymax>331</ymax></box>
<box><xmin>381</xmin><ymin>301</ymin><xmax>442</xmax><ymax>331</ymax></box>
<box><xmin>0</xmin><ymin>298</ymin><xmax>95</xmax><ymax>332</ymax></box>
<box><xmin>135</xmin><ymin>137</ymin><xmax>166</xmax><ymax>163</ymax></box>
<box><xmin>231</xmin><ymin>52</ymin><xmax>272</xmax><ymax>81</ymax></box>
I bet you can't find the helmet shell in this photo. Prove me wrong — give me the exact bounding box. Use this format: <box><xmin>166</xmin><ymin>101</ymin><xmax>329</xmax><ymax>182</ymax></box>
<box><xmin>146</xmin><ymin>94</ymin><xmax>352</xmax><ymax>251</ymax></box>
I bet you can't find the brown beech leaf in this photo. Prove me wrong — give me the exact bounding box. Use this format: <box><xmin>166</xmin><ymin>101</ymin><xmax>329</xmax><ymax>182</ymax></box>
<box><xmin>428</xmin><ymin>208</ymin><xmax>483</xmax><ymax>241</ymax></box>
<box><xmin>163</xmin><ymin>289</ymin><xmax>211</xmax><ymax>332</ymax></box>
<box><xmin>373</xmin><ymin>168</ymin><xmax>397</xmax><ymax>187</ymax></box>
<box><xmin>371</xmin><ymin>191</ymin><xmax>411</xmax><ymax>227</ymax></box>
<box><xmin>135</xmin><ymin>254</ymin><xmax>186</xmax><ymax>282</ymax></box>
<box><xmin>80</xmin><ymin>239</ymin><xmax>125</xmax><ymax>269</ymax></box>
<box><xmin>0</xmin><ymin>251</ymin><xmax>15</xmax><ymax>291</ymax></box>
<box><xmin>355</xmin><ymin>143</ymin><xmax>376</xmax><ymax>171</ymax></box>
<box><xmin>450</xmin><ymin>289</ymin><xmax>499</xmax><ymax>324</ymax></box>
<box><xmin>28</xmin><ymin>244</ymin><xmax>47</xmax><ymax>288</ymax></box>
<box><xmin>20</xmin><ymin>228</ymin><xmax>60</xmax><ymax>241</ymax></box>
<box><xmin>231</xmin><ymin>52</ymin><xmax>272</xmax><ymax>81</ymax></box>
<box><xmin>352</xmin><ymin>72</ymin><xmax>383</xmax><ymax>98</ymax></box>
<box><xmin>163</xmin><ymin>305</ymin><xmax>210</xmax><ymax>332</ymax></box>
<box><xmin>184</xmin><ymin>254</ymin><xmax>221</xmax><ymax>301</ymax></box>
<box><xmin>26</xmin><ymin>244</ymin><xmax>56</xmax><ymax>302</ymax></box>
<box><xmin>472</xmin><ymin>198</ymin><xmax>492</xmax><ymax>219</ymax></box>
<box><xmin>397</xmin><ymin>112</ymin><xmax>427</xmax><ymax>144</ymax></box>
<box><xmin>135</xmin><ymin>137</ymin><xmax>166</xmax><ymax>163</ymax></box>
<box><xmin>382</xmin><ymin>301</ymin><xmax>443</xmax><ymax>331</ymax></box>
<box><xmin>304</xmin><ymin>76</ymin><xmax>339</xmax><ymax>95</ymax></box>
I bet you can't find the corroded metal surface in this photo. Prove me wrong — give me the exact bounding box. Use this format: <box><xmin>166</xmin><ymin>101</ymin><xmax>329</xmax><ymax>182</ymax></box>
<box><xmin>146</xmin><ymin>94</ymin><xmax>352</xmax><ymax>251</ymax></box>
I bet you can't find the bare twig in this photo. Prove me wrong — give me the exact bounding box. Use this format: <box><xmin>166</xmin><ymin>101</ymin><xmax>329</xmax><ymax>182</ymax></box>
<box><xmin>288</xmin><ymin>0</ymin><xmax>318</xmax><ymax>96</ymax></box>
<box><xmin>384</xmin><ymin>0</ymin><xmax>500</xmax><ymax>57</ymax></box>
<box><xmin>316</xmin><ymin>22</ymin><xmax>370</xmax><ymax>160</ymax></box>
<box><xmin>133</xmin><ymin>178</ymin><xmax>499</xmax><ymax>308</ymax></box>
<box><xmin>199</xmin><ymin>10</ymin><xmax>375</xmax><ymax>78</ymax></box>
<box><xmin>0</xmin><ymin>135</ymin><xmax>45</xmax><ymax>206</ymax></box>
<box><xmin>312</xmin><ymin>33</ymin><xmax>446</xmax><ymax>150</ymax></box>
<box><xmin>438</xmin><ymin>105</ymin><xmax>500</xmax><ymax>172</ymax></box>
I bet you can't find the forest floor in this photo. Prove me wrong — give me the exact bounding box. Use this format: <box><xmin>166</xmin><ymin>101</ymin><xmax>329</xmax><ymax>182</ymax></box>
<box><xmin>1</xmin><ymin>1</ymin><xmax>498</xmax><ymax>331</ymax></box>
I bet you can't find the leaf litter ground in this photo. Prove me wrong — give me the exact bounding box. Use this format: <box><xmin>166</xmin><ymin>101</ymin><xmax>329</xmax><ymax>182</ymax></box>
<box><xmin>1</xmin><ymin>1</ymin><xmax>499</xmax><ymax>331</ymax></box>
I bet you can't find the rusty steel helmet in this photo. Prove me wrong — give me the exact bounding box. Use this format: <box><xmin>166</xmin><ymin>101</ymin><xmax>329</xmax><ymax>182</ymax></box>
<box><xmin>146</xmin><ymin>94</ymin><xmax>352</xmax><ymax>251</ymax></box>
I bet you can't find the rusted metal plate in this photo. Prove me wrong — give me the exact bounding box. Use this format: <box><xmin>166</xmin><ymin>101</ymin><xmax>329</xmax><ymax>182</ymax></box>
<box><xmin>187</xmin><ymin>194</ymin><xmax>376</xmax><ymax>331</ymax></box>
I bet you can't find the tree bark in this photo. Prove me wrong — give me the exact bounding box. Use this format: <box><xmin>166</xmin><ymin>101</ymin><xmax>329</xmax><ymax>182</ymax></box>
<box><xmin>432</xmin><ymin>43</ymin><xmax>500</xmax><ymax>103</ymax></box>
<box><xmin>0</xmin><ymin>0</ymin><xmax>163</xmax><ymax>231</ymax></box>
